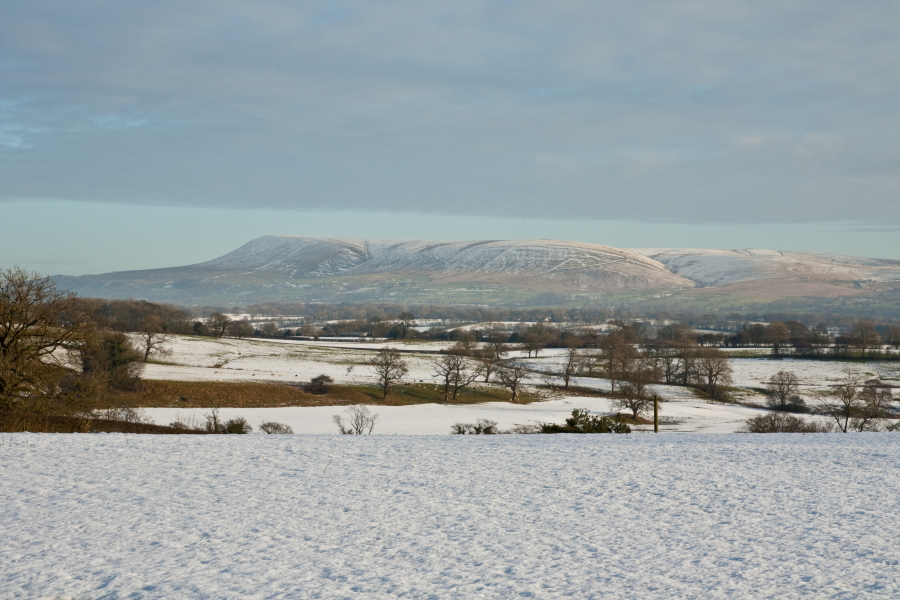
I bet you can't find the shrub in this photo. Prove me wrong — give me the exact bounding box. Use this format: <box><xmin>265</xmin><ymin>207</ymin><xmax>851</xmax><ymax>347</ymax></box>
<box><xmin>305</xmin><ymin>374</ymin><xmax>334</xmax><ymax>395</ymax></box>
<box><xmin>766</xmin><ymin>393</ymin><xmax>808</xmax><ymax>413</ymax></box>
<box><xmin>450</xmin><ymin>419</ymin><xmax>498</xmax><ymax>434</ymax></box>
<box><xmin>333</xmin><ymin>405</ymin><xmax>379</xmax><ymax>434</ymax></box>
<box><xmin>540</xmin><ymin>409</ymin><xmax>631</xmax><ymax>434</ymax></box>
<box><xmin>737</xmin><ymin>412</ymin><xmax>831</xmax><ymax>433</ymax></box>
<box><xmin>222</xmin><ymin>417</ymin><xmax>252</xmax><ymax>434</ymax></box>
<box><xmin>259</xmin><ymin>421</ymin><xmax>294</xmax><ymax>434</ymax></box>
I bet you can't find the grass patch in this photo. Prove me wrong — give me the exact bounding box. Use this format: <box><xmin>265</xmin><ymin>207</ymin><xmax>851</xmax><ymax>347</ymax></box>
<box><xmin>0</xmin><ymin>411</ymin><xmax>209</xmax><ymax>434</ymax></box>
<box><xmin>99</xmin><ymin>380</ymin><xmax>540</xmax><ymax>408</ymax></box>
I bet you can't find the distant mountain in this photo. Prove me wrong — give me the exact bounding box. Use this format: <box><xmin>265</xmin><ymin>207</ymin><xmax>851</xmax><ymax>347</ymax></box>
<box><xmin>52</xmin><ymin>236</ymin><xmax>692</xmax><ymax>305</ymax></box>
<box><xmin>52</xmin><ymin>236</ymin><xmax>900</xmax><ymax>310</ymax></box>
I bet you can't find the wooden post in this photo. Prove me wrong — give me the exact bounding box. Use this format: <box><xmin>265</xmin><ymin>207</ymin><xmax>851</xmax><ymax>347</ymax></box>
<box><xmin>653</xmin><ymin>395</ymin><xmax>659</xmax><ymax>433</ymax></box>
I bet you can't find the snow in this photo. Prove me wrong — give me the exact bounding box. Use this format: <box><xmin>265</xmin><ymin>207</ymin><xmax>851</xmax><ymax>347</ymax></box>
<box><xmin>200</xmin><ymin>236</ymin><xmax>683</xmax><ymax>280</ymax></box>
<box><xmin>3</xmin><ymin>434</ymin><xmax>899</xmax><ymax>599</ymax></box>
<box><xmin>629</xmin><ymin>248</ymin><xmax>900</xmax><ymax>286</ymax></box>
<box><xmin>134</xmin><ymin>336</ymin><xmax>900</xmax><ymax>433</ymax></box>
<box><xmin>144</xmin><ymin>394</ymin><xmax>766</xmax><ymax>435</ymax></box>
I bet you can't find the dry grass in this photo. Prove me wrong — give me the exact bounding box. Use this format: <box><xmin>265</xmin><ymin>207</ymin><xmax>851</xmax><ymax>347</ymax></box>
<box><xmin>0</xmin><ymin>411</ymin><xmax>209</xmax><ymax>434</ymax></box>
<box><xmin>100</xmin><ymin>379</ymin><xmax>542</xmax><ymax>408</ymax></box>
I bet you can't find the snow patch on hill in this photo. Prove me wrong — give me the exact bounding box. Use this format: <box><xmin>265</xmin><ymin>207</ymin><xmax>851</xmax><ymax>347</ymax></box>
<box><xmin>630</xmin><ymin>248</ymin><xmax>900</xmax><ymax>287</ymax></box>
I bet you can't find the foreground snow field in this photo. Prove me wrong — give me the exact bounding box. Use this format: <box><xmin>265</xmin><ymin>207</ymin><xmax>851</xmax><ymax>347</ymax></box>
<box><xmin>3</xmin><ymin>434</ymin><xmax>899</xmax><ymax>599</ymax></box>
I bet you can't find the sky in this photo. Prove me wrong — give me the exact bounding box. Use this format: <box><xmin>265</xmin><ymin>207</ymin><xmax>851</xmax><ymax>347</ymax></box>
<box><xmin>2</xmin><ymin>1</ymin><xmax>899</xmax><ymax>275</ymax></box>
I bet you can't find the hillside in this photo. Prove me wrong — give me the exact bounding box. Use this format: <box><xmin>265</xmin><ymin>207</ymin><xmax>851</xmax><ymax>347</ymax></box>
<box><xmin>52</xmin><ymin>236</ymin><xmax>695</xmax><ymax>304</ymax></box>
<box><xmin>52</xmin><ymin>236</ymin><xmax>900</xmax><ymax>310</ymax></box>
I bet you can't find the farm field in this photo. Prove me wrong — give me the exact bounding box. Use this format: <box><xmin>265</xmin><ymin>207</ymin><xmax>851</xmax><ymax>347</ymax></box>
<box><xmin>3</xmin><ymin>434</ymin><xmax>899</xmax><ymax>599</ymax></box>
<box><xmin>128</xmin><ymin>335</ymin><xmax>900</xmax><ymax>433</ymax></box>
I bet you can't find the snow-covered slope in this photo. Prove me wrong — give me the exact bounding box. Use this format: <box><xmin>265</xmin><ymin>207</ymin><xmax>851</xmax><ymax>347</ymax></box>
<box><xmin>630</xmin><ymin>248</ymin><xmax>900</xmax><ymax>287</ymax></box>
<box><xmin>196</xmin><ymin>236</ymin><xmax>689</xmax><ymax>285</ymax></box>
<box><xmin>5</xmin><ymin>435</ymin><xmax>900</xmax><ymax>599</ymax></box>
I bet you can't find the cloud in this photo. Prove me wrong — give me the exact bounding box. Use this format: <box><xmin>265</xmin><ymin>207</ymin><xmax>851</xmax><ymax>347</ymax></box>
<box><xmin>1</xmin><ymin>0</ymin><xmax>899</xmax><ymax>224</ymax></box>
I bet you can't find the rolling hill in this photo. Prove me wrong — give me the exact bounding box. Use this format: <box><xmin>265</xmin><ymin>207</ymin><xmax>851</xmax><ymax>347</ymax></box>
<box><xmin>52</xmin><ymin>236</ymin><xmax>900</xmax><ymax>310</ymax></box>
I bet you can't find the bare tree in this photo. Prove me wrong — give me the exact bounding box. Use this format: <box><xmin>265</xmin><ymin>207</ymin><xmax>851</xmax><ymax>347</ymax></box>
<box><xmin>766</xmin><ymin>321</ymin><xmax>791</xmax><ymax>356</ymax></box>
<box><xmin>496</xmin><ymin>361</ymin><xmax>529</xmax><ymax>403</ymax></box>
<box><xmin>432</xmin><ymin>352</ymin><xmax>483</xmax><ymax>402</ymax></box>
<box><xmin>521</xmin><ymin>332</ymin><xmax>545</xmax><ymax>358</ymax></box>
<box><xmin>886</xmin><ymin>326</ymin><xmax>900</xmax><ymax>351</ymax></box>
<box><xmin>814</xmin><ymin>374</ymin><xmax>863</xmax><ymax>433</ymax></box>
<box><xmin>598</xmin><ymin>330</ymin><xmax>633</xmax><ymax>393</ymax></box>
<box><xmin>369</xmin><ymin>347</ymin><xmax>408</xmax><ymax>400</ymax></box>
<box><xmin>645</xmin><ymin>346</ymin><xmax>677</xmax><ymax>384</ymax></box>
<box><xmin>0</xmin><ymin>268</ymin><xmax>91</xmax><ymax>410</ymax></box>
<box><xmin>577</xmin><ymin>348</ymin><xmax>603</xmax><ymax>377</ymax></box>
<box><xmin>855</xmin><ymin>384</ymin><xmax>895</xmax><ymax>431</ymax></box>
<box><xmin>395</xmin><ymin>311</ymin><xmax>416</xmax><ymax>340</ymax></box>
<box><xmin>851</xmin><ymin>320</ymin><xmax>881</xmax><ymax>358</ymax></box>
<box><xmin>333</xmin><ymin>404</ymin><xmax>379</xmax><ymax>434</ymax></box>
<box><xmin>560</xmin><ymin>345</ymin><xmax>581</xmax><ymax>390</ymax></box>
<box><xmin>766</xmin><ymin>370</ymin><xmax>801</xmax><ymax>410</ymax></box>
<box><xmin>227</xmin><ymin>319</ymin><xmax>255</xmax><ymax>339</ymax></box>
<box><xmin>696</xmin><ymin>348</ymin><xmax>733</xmax><ymax>401</ymax></box>
<box><xmin>207</xmin><ymin>312</ymin><xmax>231</xmax><ymax>337</ymax></box>
<box><xmin>615</xmin><ymin>358</ymin><xmax>657</xmax><ymax>419</ymax></box>
<box><xmin>138</xmin><ymin>316</ymin><xmax>172</xmax><ymax>361</ymax></box>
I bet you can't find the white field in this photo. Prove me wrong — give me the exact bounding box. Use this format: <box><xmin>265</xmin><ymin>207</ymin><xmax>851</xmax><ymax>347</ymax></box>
<box><xmin>145</xmin><ymin>395</ymin><xmax>766</xmax><ymax>435</ymax></box>
<box><xmin>3</xmin><ymin>434</ymin><xmax>899</xmax><ymax>599</ymax></box>
<box><xmin>136</xmin><ymin>335</ymin><xmax>898</xmax><ymax>434</ymax></box>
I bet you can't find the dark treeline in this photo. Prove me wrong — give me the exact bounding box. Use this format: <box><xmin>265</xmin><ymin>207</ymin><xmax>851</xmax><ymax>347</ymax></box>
<box><xmin>81</xmin><ymin>298</ymin><xmax>194</xmax><ymax>334</ymax></box>
<box><xmin>187</xmin><ymin>301</ymin><xmax>900</xmax><ymax>331</ymax></box>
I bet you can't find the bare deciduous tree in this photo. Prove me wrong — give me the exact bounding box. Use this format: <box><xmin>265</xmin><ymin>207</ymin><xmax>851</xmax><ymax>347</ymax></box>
<box><xmin>766</xmin><ymin>370</ymin><xmax>801</xmax><ymax>410</ymax></box>
<box><xmin>0</xmin><ymin>268</ymin><xmax>91</xmax><ymax>410</ymax></box>
<box><xmin>766</xmin><ymin>321</ymin><xmax>791</xmax><ymax>356</ymax></box>
<box><xmin>207</xmin><ymin>312</ymin><xmax>231</xmax><ymax>337</ymax></box>
<box><xmin>496</xmin><ymin>361</ymin><xmax>529</xmax><ymax>403</ymax></box>
<box><xmin>432</xmin><ymin>351</ymin><xmax>483</xmax><ymax>402</ymax></box>
<box><xmin>227</xmin><ymin>319</ymin><xmax>255</xmax><ymax>339</ymax></box>
<box><xmin>138</xmin><ymin>315</ymin><xmax>173</xmax><ymax>361</ymax></box>
<box><xmin>474</xmin><ymin>328</ymin><xmax>507</xmax><ymax>383</ymax></box>
<box><xmin>886</xmin><ymin>326</ymin><xmax>900</xmax><ymax>351</ymax></box>
<box><xmin>599</xmin><ymin>330</ymin><xmax>633</xmax><ymax>393</ymax></box>
<box><xmin>369</xmin><ymin>347</ymin><xmax>408</xmax><ymax>400</ymax></box>
<box><xmin>615</xmin><ymin>358</ymin><xmax>657</xmax><ymax>419</ymax></box>
<box><xmin>697</xmin><ymin>348</ymin><xmax>733</xmax><ymax>401</ymax></box>
<box><xmin>814</xmin><ymin>374</ymin><xmax>863</xmax><ymax>433</ymax></box>
<box><xmin>560</xmin><ymin>346</ymin><xmax>581</xmax><ymax>390</ymax></box>
<box><xmin>577</xmin><ymin>348</ymin><xmax>603</xmax><ymax>377</ymax></box>
<box><xmin>333</xmin><ymin>404</ymin><xmax>379</xmax><ymax>434</ymax></box>
<box><xmin>851</xmin><ymin>320</ymin><xmax>881</xmax><ymax>358</ymax></box>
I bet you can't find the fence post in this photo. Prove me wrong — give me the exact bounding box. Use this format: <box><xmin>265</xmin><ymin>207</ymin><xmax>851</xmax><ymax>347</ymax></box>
<box><xmin>653</xmin><ymin>395</ymin><xmax>659</xmax><ymax>433</ymax></box>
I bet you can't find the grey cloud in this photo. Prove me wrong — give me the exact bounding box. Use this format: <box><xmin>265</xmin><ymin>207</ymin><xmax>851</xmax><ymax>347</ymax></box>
<box><xmin>1</xmin><ymin>0</ymin><xmax>898</xmax><ymax>223</ymax></box>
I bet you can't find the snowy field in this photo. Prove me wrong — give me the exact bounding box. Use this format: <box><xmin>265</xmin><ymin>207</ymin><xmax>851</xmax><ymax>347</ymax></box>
<box><xmin>145</xmin><ymin>395</ymin><xmax>766</xmax><ymax>435</ymax></box>
<box><xmin>3</xmin><ymin>434</ymin><xmax>899</xmax><ymax>599</ymax></box>
<box><xmin>129</xmin><ymin>335</ymin><xmax>900</xmax><ymax>434</ymax></box>
<box><xmin>144</xmin><ymin>336</ymin><xmax>897</xmax><ymax>393</ymax></box>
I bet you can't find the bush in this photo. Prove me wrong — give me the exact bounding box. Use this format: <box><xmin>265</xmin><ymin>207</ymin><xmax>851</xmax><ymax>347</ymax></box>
<box><xmin>540</xmin><ymin>409</ymin><xmax>631</xmax><ymax>434</ymax></box>
<box><xmin>305</xmin><ymin>374</ymin><xmax>334</xmax><ymax>395</ymax></box>
<box><xmin>222</xmin><ymin>417</ymin><xmax>252</xmax><ymax>434</ymax></box>
<box><xmin>450</xmin><ymin>419</ymin><xmax>498</xmax><ymax>434</ymax></box>
<box><xmin>766</xmin><ymin>394</ymin><xmax>808</xmax><ymax>413</ymax></box>
<box><xmin>259</xmin><ymin>421</ymin><xmax>294</xmax><ymax>434</ymax></box>
<box><xmin>738</xmin><ymin>412</ymin><xmax>831</xmax><ymax>433</ymax></box>
<box><xmin>333</xmin><ymin>405</ymin><xmax>379</xmax><ymax>434</ymax></box>
<box><xmin>203</xmin><ymin>408</ymin><xmax>252</xmax><ymax>433</ymax></box>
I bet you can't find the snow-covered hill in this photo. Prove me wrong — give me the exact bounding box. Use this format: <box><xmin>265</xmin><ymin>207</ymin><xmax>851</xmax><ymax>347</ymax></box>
<box><xmin>51</xmin><ymin>237</ymin><xmax>900</xmax><ymax>305</ymax></box>
<box><xmin>196</xmin><ymin>236</ymin><xmax>690</xmax><ymax>286</ymax></box>
<box><xmin>630</xmin><ymin>247</ymin><xmax>900</xmax><ymax>287</ymax></box>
